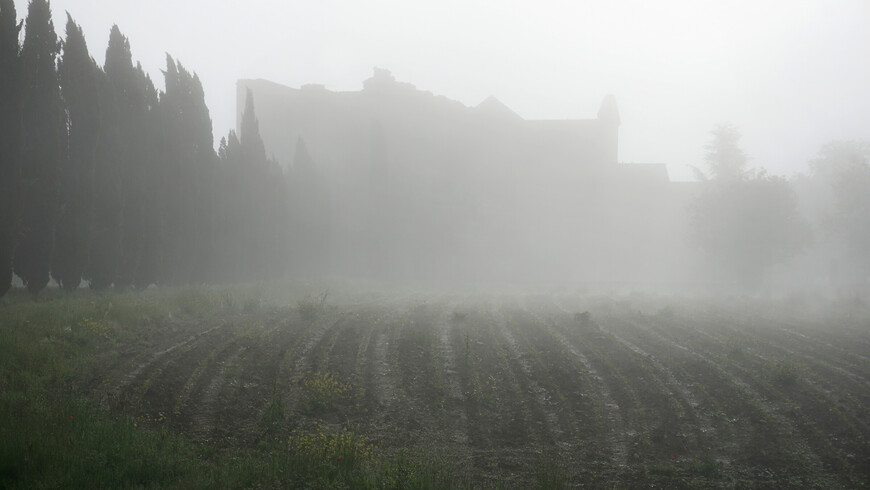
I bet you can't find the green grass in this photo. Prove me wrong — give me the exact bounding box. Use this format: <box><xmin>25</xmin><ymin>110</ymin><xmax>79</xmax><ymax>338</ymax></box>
<box><xmin>0</xmin><ymin>285</ymin><xmax>454</xmax><ymax>489</ymax></box>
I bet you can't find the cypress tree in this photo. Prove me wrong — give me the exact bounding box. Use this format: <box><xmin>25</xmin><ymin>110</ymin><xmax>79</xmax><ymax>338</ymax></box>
<box><xmin>115</xmin><ymin>60</ymin><xmax>155</xmax><ymax>289</ymax></box>
<box><xmin>87</xmin><ymin>25</ymin><xmax>127</xmax><ymax>290</ymax></box>
<box><xmin>52</xmin><ymin>14</ymin><xmax>100</xmax><ymax>292</ymax></box>
<box><xmin>15</xmin><ymin>0</ymin><xmax>66</xmax><ymax>298</ymax></box>
<box><xmin>104</xmin><ymin>25</ymin><xmax>146</xmax><ymax>289</ymax></box>
<box><xmin>132</xmin><ymin>70</ymin><xmax>161</xmax><ymax>289</ymax></box>
<box><xmin>238</xmin><ymin>90</ymin><xmax>270</xmax><ymax>280</ymax></box>
<box><xmin>159</xmin><ymin>56</ymin><xmax>194</xmax><ymax>284</ymax></box>
<box><xmin>288</xmin><ymin>136</ymin><xmax>328</xmax><ymax>277</ymax></box>
<box><xmin>187</xmin><ymin>71</ymin><xmax>217</xmax><ymax>283</ymax></box>
<box><xmin>156</xmin><ymin>55</ymin><xmax>183</xmax><ymax>284</ymax></box>
<box><xmin>215</xmin><ymin>131</ymin><xmax>244</xmax><ymax>281</ymax></box>
<box><xmin>240</xmin><ymin>88</ymin><xmax>267</xmax><ymax>167</ymax></box>
<box><xmin>0</xmin><ymin>0</ymin><xmax>22</xmax><ymax>297</ymax></box>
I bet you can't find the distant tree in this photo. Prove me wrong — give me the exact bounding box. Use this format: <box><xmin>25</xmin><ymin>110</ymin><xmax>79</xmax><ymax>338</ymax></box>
<box><xmin>52</xmin><ymin>14</ymin><xmax>101</xmax><ymax>292</ymax></box>
<box><xmin>0</xmin><ymin>0</ymin><xmax>22</xmax><ymax>298</ymax></box>
<box><xmin>215</xmin><ymin>131</ymin><xmax>245</xmax><ymax>281</ymax></box>
<box><xmin>702</xmin><ymin>124</ymin><xmax>748</xmax><ymax>182</ymax></box>
<box><xmin>809</xmin><ymin>140</ymin><xmax>870</xmax><ymax>185</ymax></box>
<box><xmin>809</xmin><ymin>140</ymin><xmax>870</xmax><ymax>281</ymax></box>
<box><xmin>287</xmin><ymin>136</ymin><xmax>330</xmax><ymax>277</ymax></box>
<box><xmin>14</xmin><ymin>0</ymin><xmax>66</xmax><ymax>298</ymax></box>
<box><xmin>690</xmin><ymin>126</ymin><xmax>810</xmax><ymax>288</ymax></box>
<box><xmin>237</xmin><ymin>90</ymin><xmax>270</xmax><ymax>280</ymax></box>
<box><xmin>239</xmin><ymin>88</ymin><xmax>267</xmax><ymax>168</ymax></box>
<box><xmin>230</xmin><ymin>89</ymin><xmax>288</xmax><ymax>281</ymax></box>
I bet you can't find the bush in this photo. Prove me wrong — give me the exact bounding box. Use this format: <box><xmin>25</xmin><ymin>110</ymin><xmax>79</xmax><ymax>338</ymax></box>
<box><xmin>771</xmin><ymin>362</ymin><xmax>799</xmax><ymax>386</ymax></box>
<box><xmin>297</xmin><ymin>290</ymin><xmax>328</xmax><ymax>321</ymax></box>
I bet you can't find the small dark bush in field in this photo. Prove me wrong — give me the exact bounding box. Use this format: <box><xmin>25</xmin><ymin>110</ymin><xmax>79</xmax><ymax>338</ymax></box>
<box><xmin>771</xmin><ymin>362</ymin><xmax>799</xmax><ymax>386</ymax></box>
<box><xmin>690</xmin><ymin>459</ymin><xmax>724</xmax><ymax>480</ymax></box>
<box><xmin>297</xmin><ymin>290</ymin><xmax>328</xmax><ymax>321</ymax></box>
<box><xmin>656</xmin><ymin>306</ymin><xmax>675</xmax><ymax>319</ymax></box>
<box><xmin>647</xmin><ymin>464</ymin><xmax>677</xmax><ymax>478</ymax></box>
<box><xmin>257</xmin><ymin>387</ymin><xmax>287</xmax><ymax>441</ymax></box>
<box><xmin>301</xmin><ymin>372</ymin><xmax>353</xmax><ymax>413</ymax></box>
<box><xmin>534</xmin><ymin>452</ymin><xmax>570</xmax><ymax>488</ymax></box>
<box><xmin>726</xmin><ymin>338</ymin><xmax>745</xmax><ymax>358</ymax></box>
<box><xmin>242</xmin><ymin>295</ymin><xmax>261</xmax><ymax>312</ymax></box>
<box><xmin>574</xmin><ymin>311</ymin><xmax>592</xmax><ymax>326</ymax></box>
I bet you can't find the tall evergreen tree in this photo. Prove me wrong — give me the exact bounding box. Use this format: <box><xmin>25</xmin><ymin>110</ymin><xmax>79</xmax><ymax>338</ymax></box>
<box><xmin>240</xmin><ymin>88</ymin><xmax>267</xmax><ymax>167</ymax></box>
<box><xmin>158</xmin><ymin>56</ymin><xmax>217</xmax><ymax>285</ymax></box>
<box><xmin>238</xmin><ymin>90</ymin><xmax>271</xmax><ymax>280</ymax></box>
<box><xmin>703</xmin><ymin>124</ymin><xmax>747</xmax><ymax>182</ymax></box>
<box><xmin>52</xmin><ymin>14</ymin><xmax>100</xmax><ymax>292</ymax></box>
<box><xmin>186</xmin><ymin>71</ymin><xmax>218</xmax><ymax>283</ymax></box>
<box><xmin>0</xmin><ymin>0</ymin><xmax>22</xmax><ymax>297</ymax></box>
<box><xmin>87</xmin><ymin>25</ymin><xmax>127</xmax><ymax>290</ymax></box>
<box><xmin>14</xmin><ymin>0</ymin><xmax>66</xmax><ymax>298</ymax></box>
<box><xmin>132</xmin><ymin>70</ymin><xmax>161</xmax><ymax>289</ymax></box>
<box><xmin>215</xmin><ymin>131</ymin><xmax>245</xmax><ymax>281</ymax></box>
<box><xmin>114</xmin><ymin>60</ymin><xmax>156</xmax><ymax>289</ymax></box>
<box><xmin>288</xmin><ymin>137</ymin><xmax>329</xmax><ymax>277</ymax></box>
<box><xmin>104</xmin><ymin>25</ymin><xmax>145</xmax><ymax>289</ymax></box>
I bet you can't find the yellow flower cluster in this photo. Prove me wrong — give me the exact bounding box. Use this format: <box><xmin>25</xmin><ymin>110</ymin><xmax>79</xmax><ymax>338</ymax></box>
<box><xmin>287</xmin><ymin>420</ymin><xmax>375</xmax><ymax>463</ymax></box>
<box><xmin>302</xmin><ymin>372</ymin><xmax>353</xmax><ymax>410</ymax></box>
<box><xmin>77</xmin><ymin>317</ymin><xmax>114</xmax><ymax>340</ymax></box>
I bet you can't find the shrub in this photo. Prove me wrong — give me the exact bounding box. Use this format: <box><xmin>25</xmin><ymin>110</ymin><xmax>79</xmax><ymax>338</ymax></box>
<box><xmin>771</xmin><ymin>362</ymin><xmax>799</xmax><ymax>386</ymax></box>
<box><xmin>301</xmin><ymin>372</ymin><xmax>353</xmax><ymax>412</ymax></box>
<box><xmin>297</xmin><ymin>290</ymin><xmax>328</xmax><ymax>321</ymax></box>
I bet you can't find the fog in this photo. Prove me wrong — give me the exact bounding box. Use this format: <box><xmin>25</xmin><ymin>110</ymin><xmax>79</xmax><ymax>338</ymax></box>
<box><xmin>12</xmin><ymin>0</ymin><xmax>870</xmax><ymax>181</ymax></box>
<box><xmin>2</xmin><ymin>1</ymin><xmax>870</xmax><ymax>297</ymax></box>
<box><xmin>244</xmin><ymin>72</ymin><xmax>694</xmax><ymax>286</ymax></box>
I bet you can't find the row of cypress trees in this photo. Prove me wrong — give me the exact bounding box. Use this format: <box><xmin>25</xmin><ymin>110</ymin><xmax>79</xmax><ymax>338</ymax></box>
<box><xmin>0</xmin><ymin>1</ymin><xmax>288</xmax><ymax>298</ymax></box>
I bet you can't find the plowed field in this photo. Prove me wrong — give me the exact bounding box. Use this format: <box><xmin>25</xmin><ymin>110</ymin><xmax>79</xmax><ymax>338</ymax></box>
<box><xmin>80</xmin><ymin>293</ymin><xmax>870</xmax><ymax>487</ymax></box>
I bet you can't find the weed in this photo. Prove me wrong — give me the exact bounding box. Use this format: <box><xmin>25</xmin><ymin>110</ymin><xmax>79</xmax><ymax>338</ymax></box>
<box><xmin>647</xmin><ymin>464</ymin><xmax>677</xmax><ymax>478</ymax></box>
<box><xmin>77</xmin><ymin>316</ymin><xmax>115</xmax><ymax>341</ymax></box>
<box><xmin>173</xmin><ymin>287</ymin><xmax>222</xmax><ymax>317</ymax></box>
<box><xmin>534</xmin><ymin>452</ymin><xmax>570</xmax><ymax>488</ymax></box>
<box><xmin>574</xmin><ymin>311</ymin><xmax>593</xmax><ymax>326</ymax></box>
<box><xmin>301</xmin><ymin>371</ymin><xmax>353</xmax><ymax>412</ymax></box>
<box><xmin>258</xmin><ymin>386</ymin><xmax>288</xmax><ymax>441</ymax></box>
<box><xmin>287</xmin><ymin>420</ymin><xmax>375</xmax><ymax>466</ymax></box>
<box><xmin>297</xmin><ymin>290</ymin><xmax>329</xmax><ymax>321</ymax></box>
<box><xmin>690</xmin><ymin>458</ymin><xmax>724</xmax><ymax>479</ymax></box>
<box><xmin>771</xmin><ymin>361</ymin><xmax>799</xmax><ymax>387</ymax></box>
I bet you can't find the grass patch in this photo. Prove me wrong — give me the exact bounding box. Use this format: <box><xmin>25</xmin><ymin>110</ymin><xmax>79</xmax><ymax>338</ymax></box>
<box><xmin>0</xmin><ymin>286</ymin><xmax>454</xmax><ymax>489</ymax></box>
<box><xmin>647</xmin><ymin>464</ymin><xmax>677</xmax><ymax>478</ymax></box>
<box><xmin>690</xmin><ymin>458</ymin><xmax>724</xmax><ymax>480</ymax></box>
<box><xmin>534</xmin><ymin>451</ymin><xmax>571</xmax><ymax>488</ymax></box>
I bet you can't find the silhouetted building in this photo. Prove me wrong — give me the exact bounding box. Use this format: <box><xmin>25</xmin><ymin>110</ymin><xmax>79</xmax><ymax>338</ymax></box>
<box><xmin>238</xmin><ymin>69</ymin><xmax>695</xmax><ymax>285</ymax></box>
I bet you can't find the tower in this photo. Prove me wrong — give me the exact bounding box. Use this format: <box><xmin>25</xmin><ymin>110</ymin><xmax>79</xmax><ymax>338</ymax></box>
<box><xmin>597</xmin><ymin>94</ymin><xmax>620</xmax><ymax>165</ymax></box>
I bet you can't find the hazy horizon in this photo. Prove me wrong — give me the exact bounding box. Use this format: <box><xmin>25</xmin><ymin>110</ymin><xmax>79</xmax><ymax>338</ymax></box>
<box><xmin>9</xmin><ymin>0</ymin><xmax>869</xmax><ymax>181</ymax></box>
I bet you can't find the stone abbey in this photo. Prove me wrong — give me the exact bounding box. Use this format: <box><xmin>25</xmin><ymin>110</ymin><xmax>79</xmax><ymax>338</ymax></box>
<box><xmin>238</xmin><ymin>69</ymin><xmax>695</xmax><ymax>284</ymax></box>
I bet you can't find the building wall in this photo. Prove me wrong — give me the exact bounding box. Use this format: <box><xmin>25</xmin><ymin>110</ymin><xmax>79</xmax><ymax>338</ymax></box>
<box><xmin>237</xmin><ymin>72</ymin><xmax>698</xmax><ymax>285</ymax></box>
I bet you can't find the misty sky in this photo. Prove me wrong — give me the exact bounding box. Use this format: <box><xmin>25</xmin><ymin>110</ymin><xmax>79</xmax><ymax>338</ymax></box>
<box><xmin>13</xmin><ymin>0</ymin><xmax>870</xmax><ymax>181</ymax></box>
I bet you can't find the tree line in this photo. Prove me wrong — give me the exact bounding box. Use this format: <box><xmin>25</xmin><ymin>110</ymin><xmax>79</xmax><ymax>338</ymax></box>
<box><xmin>690</xmin><ymin>125</ymin><xmax>870</xmax><ymax>290</ymax></box>
<box><xmin>2</xmin><ymin>2</ymin><xmax>867</xmax><ymax>299</ymax></box>
<box><xmin>0</xmin><ymin>0</ymin><xmax>289</xmax><ymax>298</ymax></box>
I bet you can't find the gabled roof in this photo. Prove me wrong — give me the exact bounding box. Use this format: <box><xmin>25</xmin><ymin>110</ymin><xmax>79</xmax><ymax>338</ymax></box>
<box><xmin>476</xmin><ymin>95</ymin><xmax>522</xmax><ymax>121</ymax></box>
